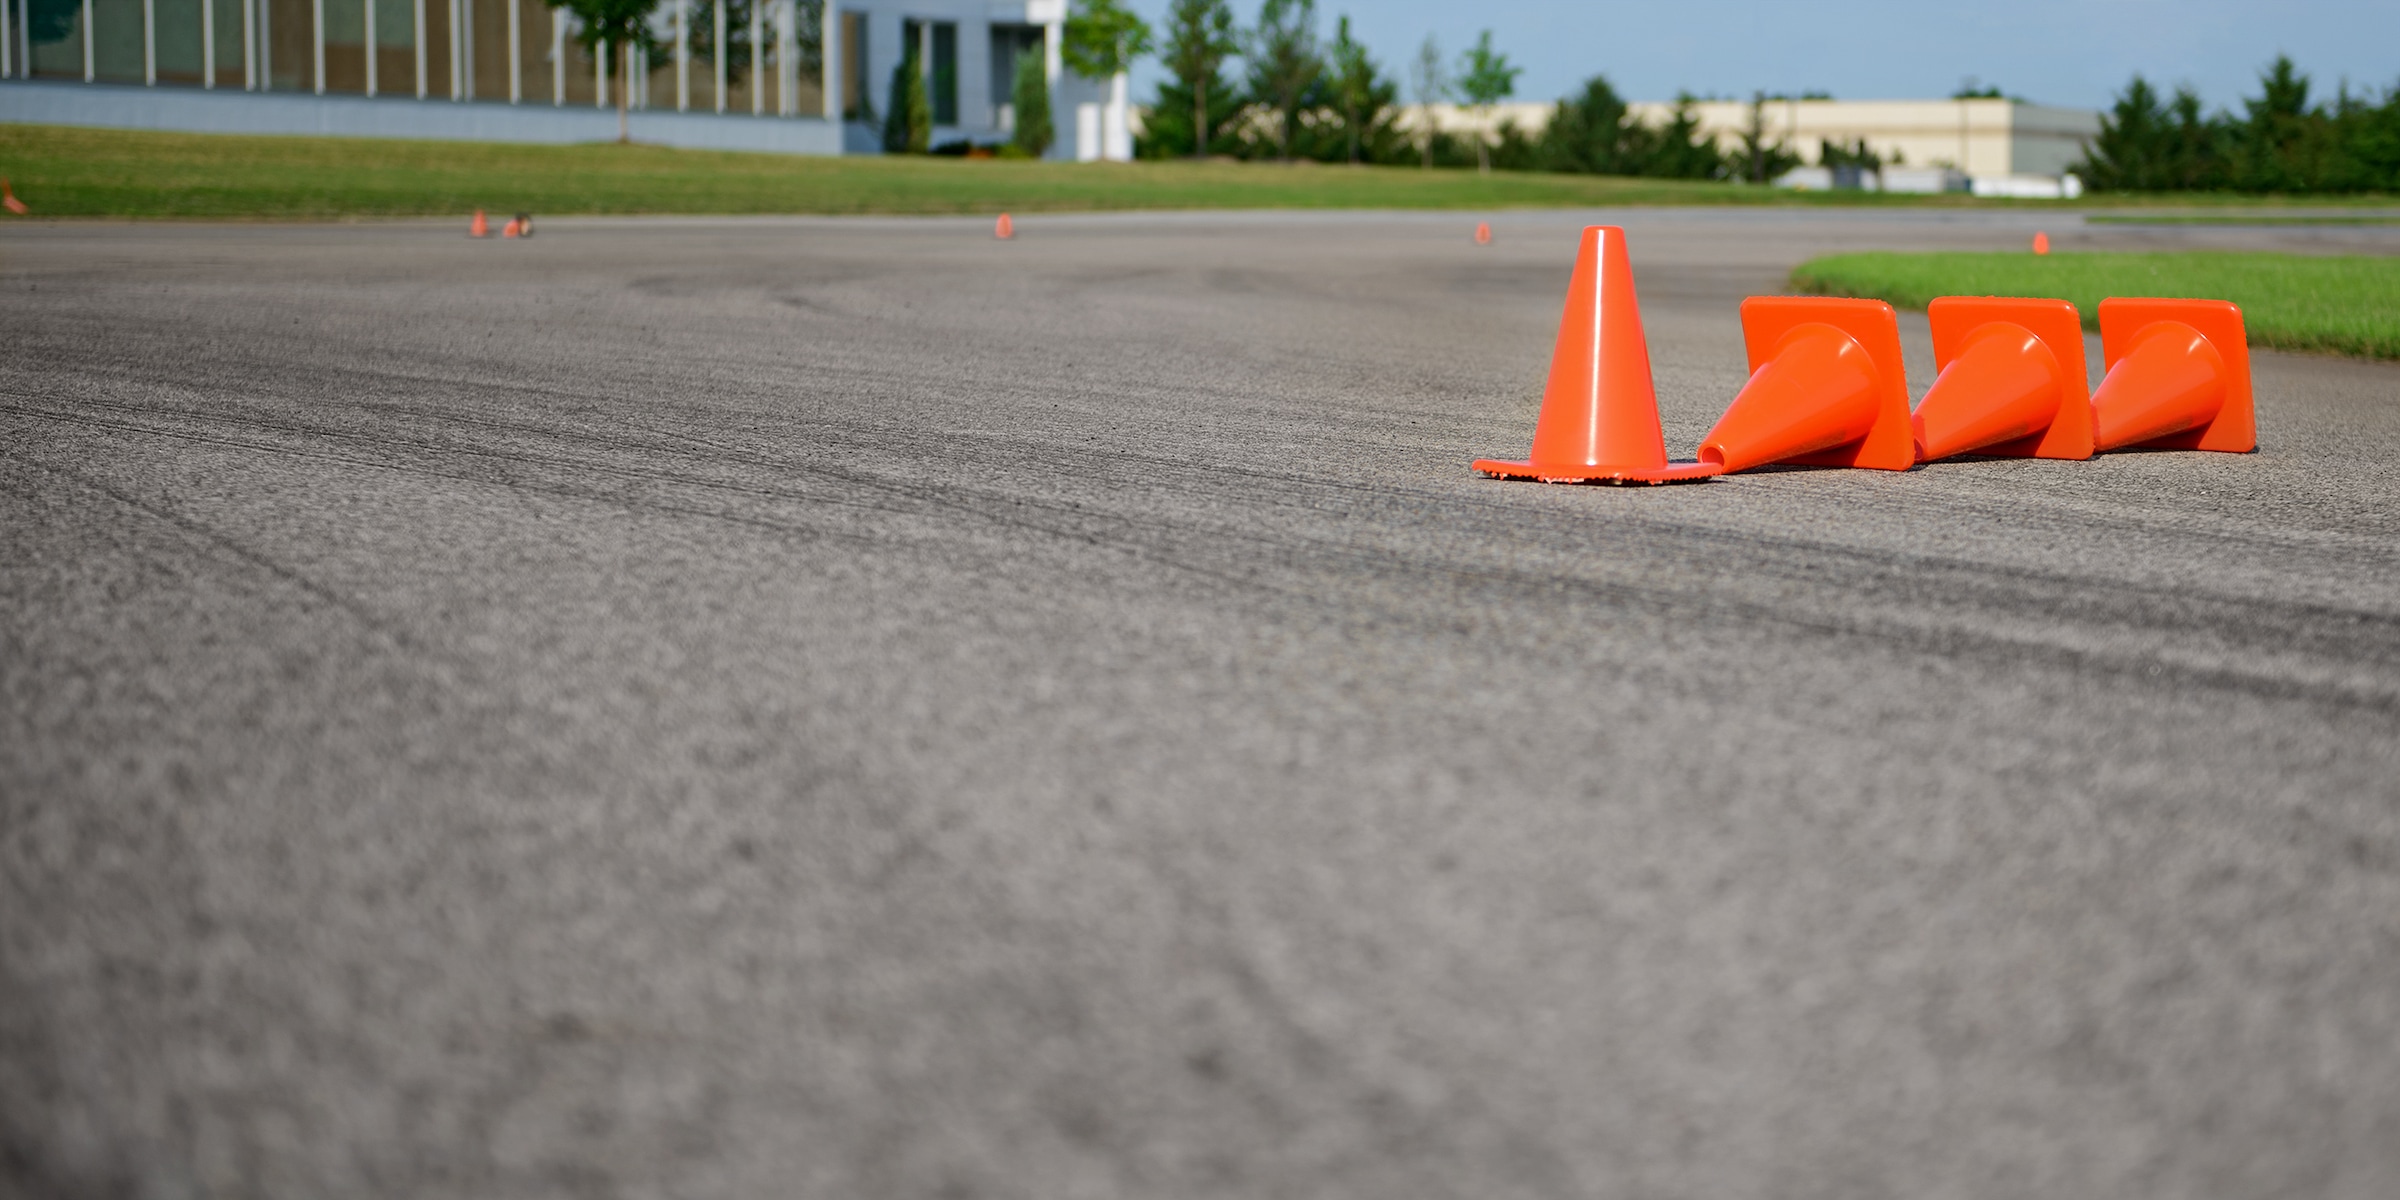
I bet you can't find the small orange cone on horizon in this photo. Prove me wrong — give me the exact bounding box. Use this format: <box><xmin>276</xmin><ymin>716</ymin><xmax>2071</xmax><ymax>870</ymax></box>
<box><xmin>1474</xmin><ymin>221</ymin><xmax>1492</xmax><ymax>245</ymax></box>
<box><xmin>2090</xmin><ymin>297</ymin><xmax>2254</xmax><ymax>453</ymax></box>
<box><xmin>1693</xmin><ymin>296</ymin><xmax>1915</xmax><ymax>473</ymax></box>
<box><xmin>469</xmin><ymin>209</ymin><xmax>489</xmax><ymax>238</ymax></box>
<box><xmin>1471</xmin><ymin>225</ymin><xmax>1721</xmax><ymax>484</ymax></box>
<box><xmin>995</xmin><ymin>212</ymin><xmax>1014</xmax><ymax>239</ymax></box>
<box><xmin>1</xmin><ymin>178</ymin><xmax>26</xmax><ymax>215</ymax></box>
<box><xmin>501</xmin><ymin>217</ymin><xmax>521</xmax><ymax>238</ymax></box>
<box><xmin>1913</xmin><ymin>296</ymin><xmax>2092</xmax><ymax>462</ymax></box>
<box><xmin>2032</xmin><ymin>231</ymin><xmax>2050</xmax><ymax>254</ymax></box>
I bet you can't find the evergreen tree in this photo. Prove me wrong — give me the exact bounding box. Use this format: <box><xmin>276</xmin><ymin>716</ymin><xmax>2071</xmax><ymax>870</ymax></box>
<box><xmin>1010</xmin><ymin>47</ymin><xmax>1054</xmax><ymax>156</ymax></box>
<box><xmin>1151</xmin><ymin>0</ymin><xmax>1241</xmax><ymax>159</ymax></box>
<box><xmin>1541</xmin><ymin>75</ymin><xmax>1632</xmax><ymax>174</ymax></box>
<box><xmin>1731</xmin><ymin>91</ymin><xmax>1797</xmax><ymax>182</ymax></box>
<box><xmin>1246</xmin><ymin>0</ymin><xmax>1325</xmax><ymax>162</ymax></box>
<box><xmin>884</xmin><ymin>45</ymin><xmax>932</xmax><ymax>153</ymax></box>
<box><xmin>2078</xmin><ymin>74</ymin><xmax>2173</xmax><ymax>190</ymax></box>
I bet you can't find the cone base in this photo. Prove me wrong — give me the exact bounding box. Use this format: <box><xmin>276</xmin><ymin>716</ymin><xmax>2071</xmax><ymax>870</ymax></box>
<box><xmin>1472</xmin><ymin>458</ymin><xmax>1722</xmax><ymax>485</ymax></box>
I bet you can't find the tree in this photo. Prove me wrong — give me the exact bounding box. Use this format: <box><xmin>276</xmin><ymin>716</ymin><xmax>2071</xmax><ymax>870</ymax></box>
<box><xmin>1325</xmin><ymin>16</ymin><xmax>1383</xmax><ymax>164</ymax></box>
<box><xmin>549</xmin><ymin>0</ymin><xmax>664</xmax><ymax>143</ymax></box>
<box><xmin>1631</xmin><ymin>93</ymin><xmax>1728</xmax><ymax>179</ymax></box>
<box><xmin>1063</xmin><ymin>0</ymin><xmax>1152</xmax><ymax>81</ymax></box>
<box><xmin>1010</xmin><ymin>46</ymin><xmax>1054</xmax><ymax>156</ymax></box>
<box><xmin>1155</xmin><ymin>0</ymin><xmax>1241</xmax><ymax>159</ymax></box>
<box><xmin>884</xmin><ymin>44</ymin><xmax>932</xmax><ymax>153</ymax></box>
<box><xmin>1541</xmin><ymin>74</ymin><xmax>1632</xmax><ymax>174</ymax></box>
<box><xmin>1734</xmin><ymin>90</ymin><xmax>1799</xmax><ymax>182</ymax></box>
<box><xmin>1246</xmin><ymin>0</ymin><xmax>1325</xmax><ymax>162</ymax></box>
<box><xmin>1408</xmin><ymin>35</ymin><xmax>1448</xmax><ymax>168</ymax></box>
<box><xmin>1453</xmin><ymin>29</ymin><xmax>1519</xmax><ymax>173</ymax></box>
<box><xmin>2078</xmin><ymin>74</ymin><xmax>2173</xmax><ymax>190</ymax></box>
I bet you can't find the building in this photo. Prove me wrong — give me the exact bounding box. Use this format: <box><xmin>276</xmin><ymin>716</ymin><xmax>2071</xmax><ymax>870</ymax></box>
<box><xmin>0</xmin><ymin>0</ymin><xmax>1131</xmax><ymax>158</ymax></box>
<box><xmin>1397</xmin><ymin>96</ymin><xmax>2101</xmax><ymax>181</ymax></box>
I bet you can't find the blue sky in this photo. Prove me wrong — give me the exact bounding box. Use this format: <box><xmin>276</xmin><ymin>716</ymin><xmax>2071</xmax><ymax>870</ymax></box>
<box><xmin>1121</xmin><ymin>0</ymin><xmax>2400</xmax><ymax>113</ymax></box>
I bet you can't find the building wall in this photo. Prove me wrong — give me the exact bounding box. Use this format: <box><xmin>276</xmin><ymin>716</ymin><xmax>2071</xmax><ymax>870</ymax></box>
<box><xmin>1394</xmin><ymin>97</ymin><xmax>2100</xmax><ymax>177</ymax></box>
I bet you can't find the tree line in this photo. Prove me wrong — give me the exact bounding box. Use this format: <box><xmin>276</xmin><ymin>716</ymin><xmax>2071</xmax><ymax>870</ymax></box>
<box><xmin>2077</xmin><ymin>57</ymin><xmax>2400</xmax><ymax>193</ymax></box>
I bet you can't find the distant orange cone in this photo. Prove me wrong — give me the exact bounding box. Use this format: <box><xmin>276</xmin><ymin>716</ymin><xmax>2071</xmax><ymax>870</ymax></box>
<box><xmin>2032</xmin><ymin>231</ymin><xmax>2050</xmax><ymax>255</ymax></box>
<box><xmin>995</xmin><ymin>212</ymin><xmax>1014</xmax><ymax>239</ymax></box>
<box><xmin>1694</xmin><ymin>296</ymin><xmax>1914</xmax><ymax>473</ymax></box>
<box><xmin>1472</xmin><ymin>225</ymin><xmax>1721</xmax><ymax>484</ymax></box>
<box><xmin>501</xmin><ymin>217</ymin><xmax>521</xmax><ymax>238</ymax></box>
<box><xmin>1</xmin><ymin>178</ymin><xmax>25</xmax><ymax>215</ymax></box>
<box><xmin>2091</xmin><ymin>297</ymin><xmax>2254</xmax><ymax>453</ymax></box>
<box><xmin>469</xmin><ymin>209</ymin><xmax>489</xmax><ymax>238</ymax></box>
<box><xmin>1474</xmin><ymin>221</ymin><xmax>1492</xmax><ymax>245</ymax></box>
<box><xmin>1914</xmin><ymin>296</ymin><xmax>2092</xmax><ymax>461</ymax></box>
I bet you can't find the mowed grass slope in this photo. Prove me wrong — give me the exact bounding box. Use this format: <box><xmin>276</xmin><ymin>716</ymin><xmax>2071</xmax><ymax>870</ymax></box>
<box><xmin>0</xmin><ymin>122</ymin><xmax>1805</xmax><ymax>218</ymax></box>
<box><xmin>1792</xmin><ymin>250</ymin><xmax>2400</xmax><ymax>359</ymax></box>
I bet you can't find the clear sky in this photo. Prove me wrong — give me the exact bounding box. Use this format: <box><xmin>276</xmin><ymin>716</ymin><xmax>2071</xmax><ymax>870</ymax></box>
<box><xmin>1121</xmin><ymin>0</ymin><xmax>2400</xmax><ymax>114</ymax></box>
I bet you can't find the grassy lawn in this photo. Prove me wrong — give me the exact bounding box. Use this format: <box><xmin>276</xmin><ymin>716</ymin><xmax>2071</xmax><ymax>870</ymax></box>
<box><xmin>0</xmin><ymin>122</ymin><xmax>1876</xmax><ymax>218</ymax></box>
<box><xmin>1791</xmin><ymin>250</ymin><xmax>2400</xmax><ymax>359</ymax></box>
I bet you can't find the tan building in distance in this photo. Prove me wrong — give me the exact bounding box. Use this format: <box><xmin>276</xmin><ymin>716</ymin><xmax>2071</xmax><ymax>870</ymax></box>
<box><xmin>1400</xmin><ymin>97</ymin><xmax>2101</xmax><ymax>178</ymax></box>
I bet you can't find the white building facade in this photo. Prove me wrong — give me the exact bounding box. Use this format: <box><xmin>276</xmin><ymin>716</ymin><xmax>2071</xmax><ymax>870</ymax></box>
<box><xmin>0</xmin><ymin>0</ymin><xmax>1130</xmax><ymax>158</ymax></box>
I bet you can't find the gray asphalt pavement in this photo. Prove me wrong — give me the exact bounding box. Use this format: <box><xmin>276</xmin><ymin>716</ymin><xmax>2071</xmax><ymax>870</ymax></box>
<box><xmin>4</xmin><ymin>208</ymin><xmax>2398</xmax><ymax>1200</ymax></box>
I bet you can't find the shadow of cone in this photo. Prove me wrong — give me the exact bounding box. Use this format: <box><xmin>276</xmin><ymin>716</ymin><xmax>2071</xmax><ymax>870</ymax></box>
<box><xmin>1695</xmin><ymin>297</ymin><xmax>1914</xmax><ymax>473</ymax></box>
<box><xmin>1915</xmin><ymin>297</ymin><xmax>2091</xmax><ymax>462</ymax></box>
<box><xmin>469</xmin><ymin>210</ymin><xmax>489</xmax><ymax>238</ymax></box>
<box><xmin>2091</xmin><ymin>298</ymin><xmax>2254</xmax><ymax>453</ymax></box>
<box><xmin>1472</xmin><ymin>226</ymin><xmax>1721</xmax><ymax>484</ymax></box>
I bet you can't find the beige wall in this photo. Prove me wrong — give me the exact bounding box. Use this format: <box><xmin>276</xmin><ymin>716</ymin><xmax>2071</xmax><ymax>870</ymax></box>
<box><xmin>1395</xmin><ymin>98</ymin><xmax>2099</xmax><ymax>177</ymax></box>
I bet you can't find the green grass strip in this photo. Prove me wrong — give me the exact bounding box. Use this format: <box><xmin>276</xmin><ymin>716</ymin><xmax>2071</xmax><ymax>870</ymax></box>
<box><xmin>1790</xmin><ymin>249</ymin><xmax>2400</xmax><ymax>360</ymax></box>
<box><xmin>0</xmin><ymin>122</ymin><xmax>1894</xmax><ymax>218</ymax></box>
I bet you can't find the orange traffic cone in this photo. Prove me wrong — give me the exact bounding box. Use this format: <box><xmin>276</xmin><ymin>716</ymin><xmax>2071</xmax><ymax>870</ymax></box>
<box><xmin>995</xmin><ymin>213</ymin><xmax>1014</xmax><ymax>239</ymax></box>
<box><xmin>2032</xmin><ymin>231</ymin><xmax>2050</xmax><ymax>255</ymax></box>
<box><xmin>1694</xmin><ymin>296</ymin><xmax>1914</xmax><ymax>473</ymax></box>
<box><xmin>501</xmin><ymin>217</ymin><xmax>521</xmax><ymax>238</ymax></box>
<box><xmin>1913</xmin><ymin>296</ymin><xmax>2092</xmax><ymax>462</ymax></box>
<box><xmin>2091</xmin><ymin>297</ymin><xmax>2254</xmax><ymax>453</ymax></box>
<box><xmin>1474</xmin><ymin>221</ymin><xmax>1492</xmax><ymax>245</ymax></box>
<box><xmin>1472</xmin><ymin>225</ymin><xmax>1721</xmax><ymax>484</ymax></box>
<box><xmin>1</xmin><ymin>178</ymin><xmax>25</xmax><ymax>215</ymax></box>
<box><xmin>469</xmin><ymin>209</ymin><xmax>489</xmax><ymax>238</ymax></box>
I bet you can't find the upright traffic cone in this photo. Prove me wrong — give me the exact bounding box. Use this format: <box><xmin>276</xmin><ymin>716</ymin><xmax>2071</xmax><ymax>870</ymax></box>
<box><xmin>1474</xmin><ymin>221</ymin><xmax>1492</xmax><ymax>245</ymax></box>
<box><xmin>469</xmin><ymin>209</ymin><xmax>489</xmax><ymax>238</ymax></box>
<box><xmin>1</xmin><ymin>178</ymin><xmax>25</xmax><ymax>215</ymax></box>
<box><xmin>995</xmin><ymin>213</ymin><xmax>1014</xmax><ymax>239</ymax></box>
<box><xmin>1694</xmin><ymin>297</ymin><xmax>1914</xmax><ymax>473</ymax></box>
<box><xmin>2091</xmin><ymin>298</ymin><xmax>2254</xmax><ymax>453</ymax></box>
<box><xmin>1472</xmin><ymin>226</ymin><xmax>1721</xmax><ymax>484</ymax></box>
<box><xmin>2032</xmin><ymin>231</ymin><xmax>2050</xmax><ymax>255</ymax></box>
<box><xmin>1913</xmin><ymin>296</ymin><xmax>2091</xmax><ymax>461</ymax></box>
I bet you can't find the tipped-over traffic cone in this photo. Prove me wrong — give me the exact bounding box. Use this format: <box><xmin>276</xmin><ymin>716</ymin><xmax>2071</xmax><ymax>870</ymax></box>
<box><xmin>1472</xmin><ymin>225</ymin><xmax>1721</xmax><ymax>484</ymax></box>
<box><xmin>2091</xmin><ymin>297</ymin><xmax>2254</xmax><ymax>453</ymax></box>
<box><xmin>995</xmin><ymin>213</ymin><xmax>1014</xmax><ymax>239</ymax></box>
<box><xmin>1</xmin><ymin>178</ymin><xmax>25</xmax><ymax>215</ymax></box>
<box><xmin>2032</xmin><ymin>231</ymin><xmax>2050</xmax><ymax>255</ymax></box>
<box><xmin>469</xmin><ymin>209</ymin><xmax>489</xmax><ymax>238</ymax></box>
<box><xmin>501</xmin><ymin>217</ymin><xmax>521</xmax><ymax>238</ymax></box>
<box><xmin>1474</xmin><ymin>221</ymin><xmax>1492</xmax><ymax>245</ymax></box>
<box><xmin>1914</xmin><ymin>296</ymin><xmax>2092</xmax><ymax>462</ymax></box>
<box><xmin>1694</xmin><ymin>296</ymin><xmax>1914</xmax><ymax>473</ymax></box>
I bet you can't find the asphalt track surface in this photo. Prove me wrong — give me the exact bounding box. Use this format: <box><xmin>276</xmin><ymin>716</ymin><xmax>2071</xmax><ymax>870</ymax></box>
<box><xmin>4</xmin><ymin>208</ymin><xmax>2398</xmax><ymax>1200</ymax></box>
